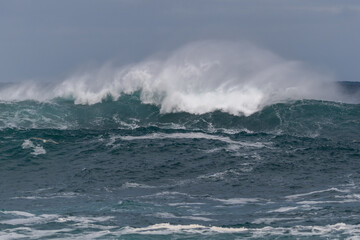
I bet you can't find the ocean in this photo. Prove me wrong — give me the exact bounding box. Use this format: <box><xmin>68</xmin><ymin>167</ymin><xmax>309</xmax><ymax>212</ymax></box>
<box><xmin>0</xmin><ymin>41</ymin><xmax>360</xmax><ymax>239</ymax></box>
<box><xmin>1</xmin><ymin>90</ymin><xmax>360</xmax><ymax>239</ymax></box>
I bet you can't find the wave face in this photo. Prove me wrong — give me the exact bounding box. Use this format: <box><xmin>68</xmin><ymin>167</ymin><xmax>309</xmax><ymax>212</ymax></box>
<box><xmin>0</xmin><ymin>41</ymin><xmax>355</xmax><ymax>116</ymax></box>
<box><xmin>0</xmin><ymin>96</ymin><xmax>359</xmax><ymax>137</ymax></box>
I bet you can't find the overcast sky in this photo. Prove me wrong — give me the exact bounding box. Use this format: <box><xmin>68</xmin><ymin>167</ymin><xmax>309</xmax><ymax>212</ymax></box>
<box><xmin>1</xmin><ymin>0</ymin><xmax>360</xmax><ymax>82</ymax></box>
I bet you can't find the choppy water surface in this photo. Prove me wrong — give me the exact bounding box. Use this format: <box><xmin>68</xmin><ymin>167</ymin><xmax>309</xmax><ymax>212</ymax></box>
<box><xmin>1</xmin><ymin>94</ymin><xmax>360</xmax><ymax>239</ymax></box>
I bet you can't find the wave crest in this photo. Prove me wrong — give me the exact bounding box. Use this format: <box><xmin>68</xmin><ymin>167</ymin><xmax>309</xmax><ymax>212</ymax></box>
<box><xmin>0</xmin><ymin>40</ymin><xmax>349</xmax><ymax>116</ymax></box>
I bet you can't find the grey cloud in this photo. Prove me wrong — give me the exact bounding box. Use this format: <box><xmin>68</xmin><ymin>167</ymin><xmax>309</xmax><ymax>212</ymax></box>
<box><xmin>0</xmin><ymin>0</ymin><xmax>360</xmax><ymax>82</ymax></box>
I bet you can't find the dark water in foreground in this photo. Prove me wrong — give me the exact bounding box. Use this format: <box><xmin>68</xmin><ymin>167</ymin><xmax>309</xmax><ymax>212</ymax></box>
<box><xmin>1</xmin><ymin>96</ymin><xmax>360</xmax><ymax>239</ymax></box>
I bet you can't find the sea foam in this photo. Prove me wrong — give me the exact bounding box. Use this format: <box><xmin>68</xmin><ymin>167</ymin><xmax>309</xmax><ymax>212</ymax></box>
<box><xmin>21</xmin><ymin>139</ymin><xmax>46</xmax><ymax>155</ymax></box>
<box><xmin>0</xmin><ymin>40</ymin><xmax>346</xmax><ymax>116</ymax></box>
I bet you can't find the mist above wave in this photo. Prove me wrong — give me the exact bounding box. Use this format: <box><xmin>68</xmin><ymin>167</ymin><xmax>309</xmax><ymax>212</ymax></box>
<box><xmin>0</xmin><ymin>40</ymin><xmax>344</xmax><ymax>116</ymax></box>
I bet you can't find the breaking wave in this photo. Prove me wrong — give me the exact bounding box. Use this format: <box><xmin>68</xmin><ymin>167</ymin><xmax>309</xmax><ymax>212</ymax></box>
<box><xmin>1</xmin><ymin>41</ymin><xmax>357</xmax><ymax>117</ymax></box>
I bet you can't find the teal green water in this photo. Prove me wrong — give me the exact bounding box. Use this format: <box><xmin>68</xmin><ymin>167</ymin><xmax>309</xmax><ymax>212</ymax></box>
<box><xmin>1</xmin><ymin>96</ymin><xmax>360</xmax><ymax>239</ymax></box>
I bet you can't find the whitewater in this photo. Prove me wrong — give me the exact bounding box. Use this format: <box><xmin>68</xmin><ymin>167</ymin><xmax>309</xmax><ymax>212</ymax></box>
<box><xmin>0</xmin><ymin>41</ymin><xmax>356</xmax><ymax>116</ymax></box>
<box><xmin>1</xmin><ymin>41</ymin><xmax>360</xmax><ymax>239</ymax></box>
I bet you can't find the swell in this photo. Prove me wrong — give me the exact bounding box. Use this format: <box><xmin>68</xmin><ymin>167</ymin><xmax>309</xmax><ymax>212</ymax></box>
<box><xmin>0</xmin><ymin>95</ymin><xmax>359</xmax><ymax>139</ymax></box>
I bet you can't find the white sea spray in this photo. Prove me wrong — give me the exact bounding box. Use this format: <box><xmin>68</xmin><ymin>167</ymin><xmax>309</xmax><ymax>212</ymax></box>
<box><xmin>0</xmin><ymin>41</ymin><xmax>344</xmax><ymax>116</ymax></box>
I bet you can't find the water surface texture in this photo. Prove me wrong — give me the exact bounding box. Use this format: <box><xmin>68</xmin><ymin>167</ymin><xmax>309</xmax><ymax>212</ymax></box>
<box><xmin>1</xmin><ymin>42</ymin><xmax>360</xmax><ymax>238</ymax></box>
<box><xmin>1</xmin><ymin>91</ymin><xmax>360</xmax><ymax>239</ymax></box>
